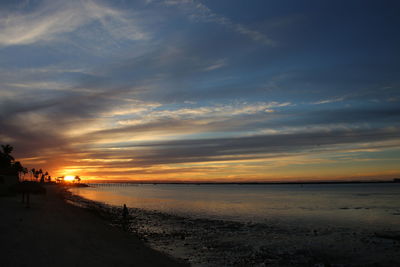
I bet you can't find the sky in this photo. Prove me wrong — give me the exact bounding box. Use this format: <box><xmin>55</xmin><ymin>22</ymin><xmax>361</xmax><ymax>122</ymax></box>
<box><xmin>0</xmin><ymin>0</ymin><xmax>399</xmax><ymax>182</ymax></box>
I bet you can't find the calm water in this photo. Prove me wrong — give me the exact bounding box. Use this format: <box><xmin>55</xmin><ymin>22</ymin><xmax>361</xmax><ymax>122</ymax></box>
<box><xmin>69</xmin><ymin>183</ymin><xmax>400</xmax><ymax>230</ymax></box>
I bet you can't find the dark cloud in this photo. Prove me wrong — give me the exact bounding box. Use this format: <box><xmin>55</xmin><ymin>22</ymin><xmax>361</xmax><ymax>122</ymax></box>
<box><xmin>79</xmin><ymin>127</ymin><xmax>400</xmax><ymax>168</ymax></box>
<box><xmin>73</xmin><ymin>106</ymin><xmax>400</xmax><ymax>142</ymax></box>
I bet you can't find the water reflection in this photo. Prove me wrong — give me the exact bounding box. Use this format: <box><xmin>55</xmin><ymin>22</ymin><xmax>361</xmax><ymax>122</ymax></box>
<box><xmin>70</xmin><ymin>183</ymin><xmax>400</xmax><ymax>230</ymax></box>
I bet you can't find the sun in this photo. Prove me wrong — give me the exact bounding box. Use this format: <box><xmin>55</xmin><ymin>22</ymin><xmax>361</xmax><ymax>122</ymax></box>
<box><xmin>64</xmin><ymin>175</ymin><xmax>75</xmax><ymax>182</ymax></box>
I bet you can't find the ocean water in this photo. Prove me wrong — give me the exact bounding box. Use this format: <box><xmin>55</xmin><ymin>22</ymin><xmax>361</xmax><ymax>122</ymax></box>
<box><xmin>69</xmin><ymin>183</ymin><xmax>400</xmax><ymax>231</ymax></box>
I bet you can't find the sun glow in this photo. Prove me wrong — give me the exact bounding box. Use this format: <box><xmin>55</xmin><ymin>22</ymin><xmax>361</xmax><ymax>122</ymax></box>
<box><xmin>64</xmin><ymin>175</ymin><xmax>75</xmax><ymax>182</ymax></box>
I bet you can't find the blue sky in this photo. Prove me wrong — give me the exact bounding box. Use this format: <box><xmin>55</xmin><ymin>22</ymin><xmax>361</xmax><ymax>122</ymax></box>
<box><xmin>1</xmin><ymin>0</ymin><xmax>399</xmax><ymax>181</ymax></box>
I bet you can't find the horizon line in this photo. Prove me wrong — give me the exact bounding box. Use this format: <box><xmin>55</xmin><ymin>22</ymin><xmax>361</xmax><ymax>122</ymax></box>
<box><xmin>81</xmin><ymin>178</ymin><xmax>399</xmax><ymax>184</ymax></box>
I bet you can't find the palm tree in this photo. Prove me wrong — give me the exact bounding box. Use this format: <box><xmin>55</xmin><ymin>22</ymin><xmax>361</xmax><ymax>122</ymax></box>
<box><xmin>41</xmin><ymin>171</ymin><xmax>49</xmax><ymax>183</ymax></box>
<box><xmin>40</xmin><ymin>173</ymin><xmax>45</xmax><ymax>183</ymax></box>
<box><xmin>0</xmin><ymin>144</ymin><xmax>14</xmax><ymax>169</ymax></box>
<box><xmin>1</xmin><ymin>144</ymin><xmax>14</xmax><ymax>159</ymax></box>
<box><xmin>12</xmin><ymin>161</ymin><xmax>24</xmax><ymax>181</ymax></box>
<box><xmin>74</xmin><ymin>175</ymin><xmax>81</xmax><ymax>183</ymax></box>
<box><xmin>24</xmin><ymin>168</ymin><xmax>28</xmax><ymax>181</ymax></box>
<box><xmin>32</xmin><ymin>169</ymin><xmax>41</xmax><ymax>182</ymax></box>
<box><xmin>21</xmin><ymin>167</ymin><xmax>28</xmax><ymax>181</ymax></box>
<box><xmin>31</xmin><ymin>168</ymin><xmax>36</xmax><ymax>181</ymax></box>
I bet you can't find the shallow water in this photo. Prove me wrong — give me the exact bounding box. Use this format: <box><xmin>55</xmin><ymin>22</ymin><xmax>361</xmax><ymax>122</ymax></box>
<box><xmin>69</xmin><ymin>183</ymin><xmax>400</xmax><ymax>231</ymax></box>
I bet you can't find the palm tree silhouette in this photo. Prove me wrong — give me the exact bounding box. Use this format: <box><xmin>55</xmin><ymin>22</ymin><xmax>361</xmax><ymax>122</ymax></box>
<box><xmin>74</xmin><ymin>175</ymin><xmax>81</xmax><ymax>183</ymax></box>
<box><xmin>12</xmin><ymin>161</ymin><xmax>24</xmax><ymax>181</ymax></box>
<box><xmin>40</xmin><ymin>171</ymin><xmax>48</xmax><ymax>183</ymax></box>
<box><xmin>31</xmin><ymin>168</ymin><xmax>36</xmax><ymax>181</ymax></box>
<box><xmin>1</xmin><ymin>145</ymin><xmax>26</xmax><ymax>179</ymax></box>
<box><xmin>0</xmin><ymin>144</ymin><xmax>15</xmax><ymax>168</ymax></box>
<box><xmin>22</xmin><ymin>167</ymin><xmax>28</xmax><ymax>181</ymax></box>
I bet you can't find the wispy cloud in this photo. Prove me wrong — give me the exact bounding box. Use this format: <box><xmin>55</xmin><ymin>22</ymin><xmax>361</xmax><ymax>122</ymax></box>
<box><xmin>163</xmin><ymin>0</ymin><xmax>276</xmax><ymax>46</ymax></box>
<box><xmin>203</xmin><ymin>59</ymin><xmax>226</xmax><ymax>72</ymax></box>
<box><xmin>312</xmin><ymin>97</ymin><xmax>345</xmax><ymax>105</ymax></box>
<box><xmin>116</xmin><ymin>101</ymin><xmax>290</xmax><ymax>126</ymax></box>
<box><xmin>5</xmin><ymin>81</ymin><xmax>71</xmax><ymax>91</ymax></box>
<box><xmin>0</xmin><ymin>0</ymin><xmax>147</xmax><ymax>47</ymax></box>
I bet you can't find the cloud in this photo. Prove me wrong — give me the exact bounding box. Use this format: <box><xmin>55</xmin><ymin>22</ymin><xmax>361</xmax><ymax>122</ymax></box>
<box><xmin>116</xmin><ymin>101</ymin><xmax>290</xmax><ymax>125</ymax></box>
<box><xmin>203</xmin><ymin>59</ymin><xmax>226</xmax><ymax>71</ymax></box>
<box><xmin>69</xmin><ymin>127</ymin><xmax>400</xmax><ymax>169</ymax></box>
<box><xmin>53</xmin><ymin>100</ymin><xmax>397</xmax><ymax>144</ymax></box>
<box><xmin>5</xmin><ymin>81</ymin><xmax>71</xmax><ymax>91</ymax></box>
<box><xmin>0</xmin><ymin>0</ymin><xmax>147</xmax><ymax>47</ymax></box>
<box><xmin>1</xmin><ymin>0</ymin><xmax>399</xmax><ymax>181</ymax></box>
<box><xmin>312</xmin><ymin>97</ymin><xmax>345</xmax><ymax>105</ymax></box>
<box><xmin>163</xmin><ymin>0</ymin><xmax>275</xmax><ymax>46</ymax></box>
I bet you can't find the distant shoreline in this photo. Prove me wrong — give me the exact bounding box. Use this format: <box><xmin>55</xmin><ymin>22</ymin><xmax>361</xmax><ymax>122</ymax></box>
<box><xmin>83</xmin><ymin>180</ymin><xmax>400</xmax><ymax>185</ymax></box>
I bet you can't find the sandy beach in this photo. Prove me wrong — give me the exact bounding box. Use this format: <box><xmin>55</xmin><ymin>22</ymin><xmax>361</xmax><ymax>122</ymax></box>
<box><xmin>0</xmin><ymin>185</ymin><xmax>187</xmax><ymax>267</ymax></box>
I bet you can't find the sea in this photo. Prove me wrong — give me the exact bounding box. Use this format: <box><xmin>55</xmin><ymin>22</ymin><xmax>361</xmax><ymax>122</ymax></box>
<box><xmin>69</xmin><ymin>183</ymin><xmax>400</xmax><ymax>230</ymax></box>
<box><xmin>68</xmin><ymin>183</ymin><xmax>400</xmax><ymax>266</ymax></box>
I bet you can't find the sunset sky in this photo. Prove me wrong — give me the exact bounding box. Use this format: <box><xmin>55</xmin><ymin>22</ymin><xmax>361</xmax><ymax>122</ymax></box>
<box><xmin>1</xmin><ymin>0</ymin><xmax>399</xmax><ymax>182</ymax></box>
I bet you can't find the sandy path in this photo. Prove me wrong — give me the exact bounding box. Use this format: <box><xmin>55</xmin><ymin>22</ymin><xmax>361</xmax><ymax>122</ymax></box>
<box><xmin>0</xmin><ymin>185</ymin><xmax>187</xmax><ymax>267</ymax></box>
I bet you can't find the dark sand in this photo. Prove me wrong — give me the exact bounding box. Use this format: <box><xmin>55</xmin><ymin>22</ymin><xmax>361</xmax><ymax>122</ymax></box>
<box><xmin>0</xmin><ymin>185</ymin><xmax>187</xmax><ymax>267</ymax></box>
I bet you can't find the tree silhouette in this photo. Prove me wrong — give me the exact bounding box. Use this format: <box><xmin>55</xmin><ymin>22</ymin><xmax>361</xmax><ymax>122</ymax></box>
<box><xmin>1</xmin><ymin>144</ymin><xmax>52</xmax><ymax>184</ymax></box>
<box><xmin>0</xmin><ymin>144</ymin><xmax>15</xmax><ymax>169</ymax></box>
<box><xmin>74</xmin><ymin>175</ymin><xmax>81</xmax><ymax>183</ymax></box>
<box><xmin>1</xmin><ymin>144</ymin><xmax>26</xmax><ymax>179</ymax></box>
<box><xmin>31</xmin><ymin>168</ymin><xmax>36</xmax><ymax>181</ymax></box>
<box><xmin>22</xmin><ymin>167</ymin><xmax>28</xmax><ymax>181</ymax></box>
<box><xmin>34</xmin><ymin>169</ymin><xmax>39</xmax><ymax>181</ymax></box>
<box><xmin>12</xmin><ymin>161</ymin><xmax>24</xmax><ymax>181</ymax></box>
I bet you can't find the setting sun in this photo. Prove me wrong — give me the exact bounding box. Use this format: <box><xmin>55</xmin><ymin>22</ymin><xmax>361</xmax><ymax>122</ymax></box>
<box><xmin>64</xmin><ymin>175</ymin><xmax>75</xmax><ymax>182</ymax></box>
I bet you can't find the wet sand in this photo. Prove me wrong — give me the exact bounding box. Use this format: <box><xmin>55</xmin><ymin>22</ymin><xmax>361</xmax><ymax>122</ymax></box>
<box><xmin>0</xmin><ymin>185</ymin><xmax>187</xmax><ymax>267</ymax></box>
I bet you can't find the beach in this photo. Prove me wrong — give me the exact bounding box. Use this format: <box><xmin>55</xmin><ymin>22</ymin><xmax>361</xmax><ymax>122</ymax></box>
<box><xmin>0</xmin><ymin>185</ymin><xmax>186</xmax><ymax>267</ymax></box>
<box><xmin>2</xmin><ymin>183</ymin><xmax>400</xmax><ymax>267</ymax></box>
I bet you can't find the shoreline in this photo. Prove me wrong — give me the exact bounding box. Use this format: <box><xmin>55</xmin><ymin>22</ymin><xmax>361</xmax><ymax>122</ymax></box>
<box><xmin>66</xmin><ymin>187</ymin><xmax>400</xmax><ymax>266</ymax></box>
<box><xmin>83</xmin><ymin>180</ymin><xmax>400</xmax><ymax>185</ymax></box>
<box><xmin>4</xmin><ymin>183</ymin><xmax>397</xmax><ymax>266</ymax></box>
<box><xmin>0</xmin><ymin>185</ymin><xmax>187</xmax><ymax>267</ymax></box>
